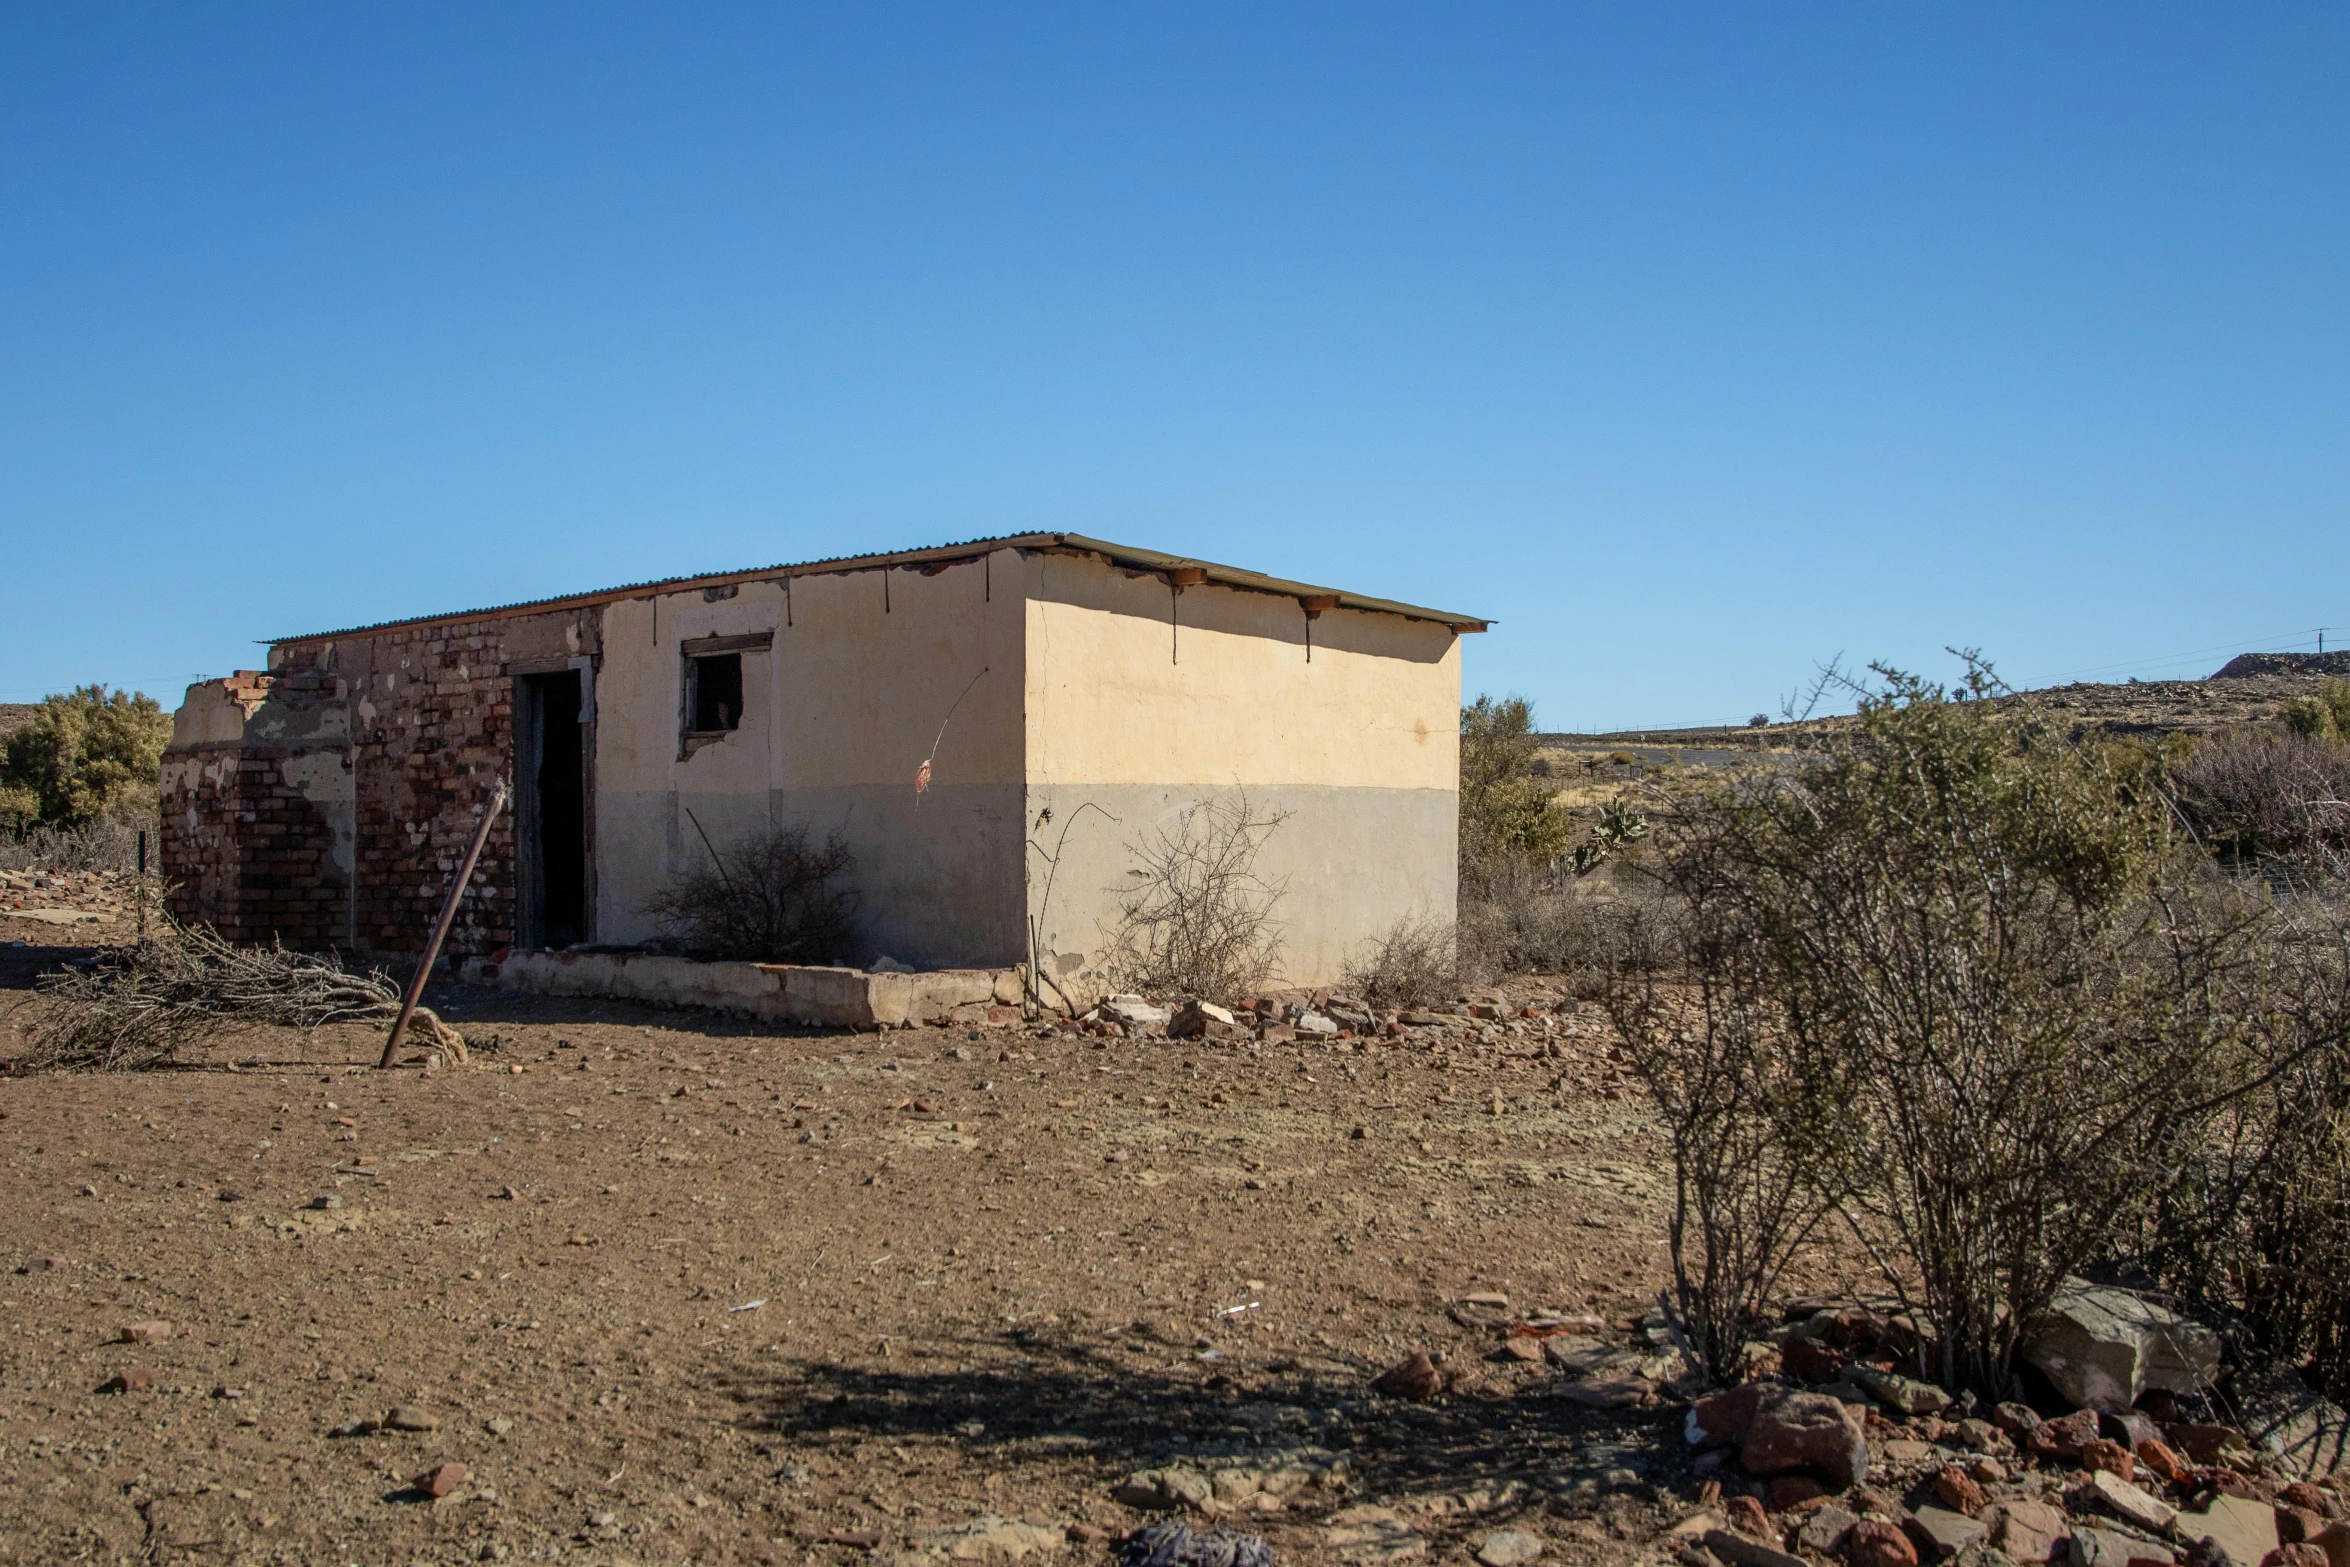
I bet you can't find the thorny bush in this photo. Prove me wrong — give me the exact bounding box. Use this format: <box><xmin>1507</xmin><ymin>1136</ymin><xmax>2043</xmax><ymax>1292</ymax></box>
<box><xmin>1101</xmin><ymin>793</ymin><xmax>1288</xmax><ymax>1002</ymax></box>
<box><xmin>1609</xmin><ymin>657</ymin><xmax>2341</xmax><ymax>1397</ymax></box>
<box><xmin>643</xmin><ymin>823</ymin><xmax>859</xmax><ymax>963</ymax></box>
<box><xmin>2143</xmin><ymin>906</ymin><xmax>2350</xmax><ymax>1402</ymax></box>
<box><xmin>1343</xmin><ymin>914</ymin><xmax>1458</xmax><ymax>1010</ymax></box>
<box><xmin>2173</xmin><ymin>722</ymin><xmax>2350</xmax><ymax>885</ymax></box>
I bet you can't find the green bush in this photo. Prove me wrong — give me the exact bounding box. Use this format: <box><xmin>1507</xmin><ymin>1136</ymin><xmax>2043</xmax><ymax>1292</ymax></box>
<box><xmin>1</xmin><ymin>686</ymin><xmax>172</xmax><ymax>834</ymax></box>
<box><xmin>1459</xmin><ymin>695</ymin><xmax>1573</xmax><ymax>875</ymax></box>
<box><xmin>1608</xmin><ymin>657</ymin><xmax>2328</xmax><ymax>1395</ymax></box>
<box><xmin>2283</xmin><ymin>677</ymin><xmax>2350</xmax><ymax>745</ymax></box>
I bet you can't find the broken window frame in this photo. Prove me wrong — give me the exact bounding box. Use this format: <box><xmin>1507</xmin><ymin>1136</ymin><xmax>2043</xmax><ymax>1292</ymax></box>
<box><xmin>678</xmin><ymin>631</ymin><xmax>771</xmax><ymax>756</ymax></box>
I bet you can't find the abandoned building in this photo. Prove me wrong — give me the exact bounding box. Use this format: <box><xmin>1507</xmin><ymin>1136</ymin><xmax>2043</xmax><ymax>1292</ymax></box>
<box><xmin>160</xmin><ymin>534</ymin><xmax>1485</xmax><ymax>993</ymax></box>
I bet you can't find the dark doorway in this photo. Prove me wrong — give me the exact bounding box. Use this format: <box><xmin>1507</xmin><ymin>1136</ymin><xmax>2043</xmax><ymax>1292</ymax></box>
<box><xmin>518</xmin><ymin>670</ymin><xmax>588</xmax><ymax>948</ymax></box>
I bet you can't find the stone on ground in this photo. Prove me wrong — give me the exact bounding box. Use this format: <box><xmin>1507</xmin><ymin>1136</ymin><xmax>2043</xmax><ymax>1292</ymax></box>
<box><xmin>2021</xmin><ymin>1279</ymin><xmax>2220</xmax><ymax>1411</ymax></box>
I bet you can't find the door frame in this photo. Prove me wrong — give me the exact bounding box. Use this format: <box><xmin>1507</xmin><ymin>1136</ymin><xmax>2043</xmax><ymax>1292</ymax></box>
<box><xmin>511</xmin><ymin>659</ymin><xmax>596</xmax><ymax>948</ymax></box>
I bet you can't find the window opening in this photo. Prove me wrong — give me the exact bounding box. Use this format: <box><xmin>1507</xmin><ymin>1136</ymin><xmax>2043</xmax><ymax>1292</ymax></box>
<box><xmin>687</xmin><ymin>653</ymin><xmax>743</xmax><ymax>734</ymax></box>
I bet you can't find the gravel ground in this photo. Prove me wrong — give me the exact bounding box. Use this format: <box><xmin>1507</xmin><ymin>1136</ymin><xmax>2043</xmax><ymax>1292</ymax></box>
<box><xmin>0</xmin><ymin>922</ymin><xmax>1877</xmax><ymax>1567</ymax></box>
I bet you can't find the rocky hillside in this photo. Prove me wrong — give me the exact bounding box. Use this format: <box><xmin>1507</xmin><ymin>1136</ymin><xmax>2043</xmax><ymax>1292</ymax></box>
<box><xmin>1542</xmin><ymin>657</ymin><xmax>2347</xmax><ymax>765</ymax></box>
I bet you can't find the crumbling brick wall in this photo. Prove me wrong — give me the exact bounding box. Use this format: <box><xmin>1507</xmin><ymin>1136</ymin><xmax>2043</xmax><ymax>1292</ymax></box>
<box><xmin>282</xmin><ymin>621</ymin><xmax>518</xmax><ymax>958</ymax></box>
<box><xmin>160</xmin><ymin>672</ymin><xmax>350</xmax><ymax>948</ymax></box>
<box><xmin>166</xmin><ymin>604</ymin><xmax>595</xmax><ymax>959</ymax></box>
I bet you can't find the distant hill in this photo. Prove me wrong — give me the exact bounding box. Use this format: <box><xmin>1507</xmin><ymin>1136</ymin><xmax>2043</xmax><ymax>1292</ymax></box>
<box><xmin>2211</xmin><ymin>651</ymin><xmax>2350</xmax><ymax>679</ymax></box>
<box><xmin>1540</xmin><ymin>655</ymin><xmax>2350</xmax><ymax>761</ymax></box>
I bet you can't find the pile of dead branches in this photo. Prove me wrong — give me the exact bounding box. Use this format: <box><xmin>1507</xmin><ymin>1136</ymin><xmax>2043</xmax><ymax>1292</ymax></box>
<box><xmin>18</xmin><ymin>915</ymin><xmax>462</xmax><ymax>1071</ymax></box>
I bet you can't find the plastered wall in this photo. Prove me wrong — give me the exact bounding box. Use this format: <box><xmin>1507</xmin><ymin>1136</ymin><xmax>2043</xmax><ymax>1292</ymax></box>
<box><xmin>589</xmin><ymin>551</ymin><xmax>1026</xmax><ymax>967</ymax></box>
<box><xmin>169</xmin><ymin>543</ymin><xmax>1462</xmax><ymax>984</ymax></box>
<box><xmin>1018</xmin><ymin>550</ymin><xmax>1460</xmax><ymax>992</ymax></box>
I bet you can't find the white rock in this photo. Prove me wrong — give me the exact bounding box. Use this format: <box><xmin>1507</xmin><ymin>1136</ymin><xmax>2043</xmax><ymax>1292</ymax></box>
<box><xmin>1101</xmin><ymin>995</ymin><xmax>1172</xmax><ymax>1027</ymax></box>
<box><xmin>1475</xmin><ymin>1532</ymin><xmax>1543</xmax><ymax>1567</ymax></box>
<box><xmin>1294</xmin><ymin>1012</ymin><xmax>1340</xmax><ymax>1036</ymax></box>
<box><xmin>2023</xmin><ymin>1279</ymin><xmax>2219</xmax><ymax>1409</ymax></box>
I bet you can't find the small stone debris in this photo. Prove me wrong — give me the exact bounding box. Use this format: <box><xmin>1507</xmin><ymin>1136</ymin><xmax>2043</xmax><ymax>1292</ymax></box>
<box><xmin>310</xmin><ymin>1193</ymin><xmax>342</xmax><ymax>1211</ymax></box>
<box><xmin>22</xmin><ymin>1254</ymin><xmax>68</xmax><ymax>1273</ymax></box>
<box><xmin>1473</xmin><ymin>1530</ymin><xmax>1543</xmax><ymax>1567</ymax></box>
<box><xmin>120</xmin><ymin>1320</ymin><xmax>171</xmax><ymax>1344</ymax></box>
<box><xmin>102</xmin><ymin>1367</ymin><xmax>157</xmax><ymax>1394</ymax></box>
<box><xmin>1371</xmin><ymin>1351</ymin><xmax>1442</xmax><ymax>1401</ymax></box>
<box><xmin>485</xmin><ymin>1416</ymin><xmax>514</xmax><ymax>1436</ymax></box>
<box><xmin>383</xmin><ymin>1406</ymin><xmax>440</xmax><ymax>1432</ymax></box>
<box><xmin>413</xmin><ymin>1461</ymin><xmax>468</xmax><ymax>1498</ymax></box>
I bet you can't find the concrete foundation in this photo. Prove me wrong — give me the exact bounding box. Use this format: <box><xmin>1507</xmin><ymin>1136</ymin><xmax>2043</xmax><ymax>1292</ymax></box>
<box><xmin>462</xmin><ymin>949</ymin><xmax>1024</xmax><ymax>1029</ymax></box>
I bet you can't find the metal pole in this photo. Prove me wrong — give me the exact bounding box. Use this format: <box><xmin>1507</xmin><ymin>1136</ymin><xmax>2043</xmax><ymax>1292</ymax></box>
<box><xmin>379</xmin><ymin>783</ymin><xmax>508</xmax><ymax>1069</ymax></box>
<box><xmin>136</xmin><ymin>830</ymin><xmax>147</xmax><ymax>941</ymax></box>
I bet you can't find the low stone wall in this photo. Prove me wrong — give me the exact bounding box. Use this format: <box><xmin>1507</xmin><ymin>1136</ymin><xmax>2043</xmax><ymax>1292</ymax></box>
<box><xmin>460</xmin><ymin>949</ymin><xmax>1025</xmax><ymax>1030</ymax></box>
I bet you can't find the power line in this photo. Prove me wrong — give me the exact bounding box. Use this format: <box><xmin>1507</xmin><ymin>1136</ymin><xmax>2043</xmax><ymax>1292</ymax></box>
<box><xmin>2045</xmin><ymin>626</ymin><xmax>2339</xmax><ymax>685</ymax></box>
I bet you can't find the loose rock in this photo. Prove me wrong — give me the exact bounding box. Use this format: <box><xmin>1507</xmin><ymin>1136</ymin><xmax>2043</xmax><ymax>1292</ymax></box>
<box><xmin>1741</xmin><ymin>1390</ymin><xmax>1872</xmax><ymax>1489</ymax></box>
<box><xmin>2021</xmin><ymin>1280</ymin><xmax>2220</xmax><ymax>1412</ymax></box>
<box><xmin>1372</xmin><ymin>1352</ymin><xmax>1442</xmax><ymax>1402</ymax></box>
<box><xmin>414</xmin><ymin>1462</ymin><xmax>468</xmax><ymax>1498</ymax></box>
<box><xmin>1846</xmin><ymin>1519</ymin><xmax>1921</xmax><ymax>1567</ymax></box>
<box><xmin>1474</xmin><ymin>1531</ymin><xmax>1543</xmax><ymax>1567</ymax></box>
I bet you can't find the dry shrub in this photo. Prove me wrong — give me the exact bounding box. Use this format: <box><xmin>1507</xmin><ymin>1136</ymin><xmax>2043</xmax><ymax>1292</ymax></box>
<box><xmin>2144</xmin><ymin>902</ymin><xmax>2350</xmax><ymax>1400</ymax></box>
<box><xmin>1101</xmin><ymin>794</ymin><xmax>1287</xmax><ymax>1001</ymax></box>
<box><xmin>1459</xmin><ymin>856</ymin><xmax>1668</xmax><ymax>990</ymax></box>
<box><xmin>0</xmin><ymin>806</ymin><xmax>158</xmax><ymax>874</ymax></box>
<box><xmin>2174</xmin><ymin>725</ymin><xmax>2350</xmax><ymax>883</ymax></box>
<box><xmin>1343</xmin><ymin>915</ymin><xmax>1457</xmax><ymax>1010</ymax></box>
<box><xmin>644</xmin><ymin>823</ymin><xmax>858</xmax><ymax>963</ymax></box>
<box><xmin>18</xmin><ymin>915</ymin><xmax>452</xmax><ymax>1072</ymax></box>
<box><xmin>1605</xmin><ymin>895</ymin><xmax>1839</xmax><ymax>1384</ymax></box>
<box><xmin>1617</xmin><ymin>658</ymin><xmax>2334</xmax><ymax>1395</ymax></box>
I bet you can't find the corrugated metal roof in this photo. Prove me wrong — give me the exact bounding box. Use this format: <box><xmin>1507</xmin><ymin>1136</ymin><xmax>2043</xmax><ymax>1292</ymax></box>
<box><xmin>266</xmin><ymin>532</ymin><xmax>1492</xmax><ymax>643</ymax></box>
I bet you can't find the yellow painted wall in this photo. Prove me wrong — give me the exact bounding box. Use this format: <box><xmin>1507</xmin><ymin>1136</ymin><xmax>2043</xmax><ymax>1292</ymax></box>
<box><xmin>1017</xmin><ymin>548</ymin><xmax>1461</xmax><ymax>991</ymax></box>
<box><xmin>592</xmin><ymin>552</ymin><xmax>1027</xmax><ymax>964</ymax></box>
<box><xmin>1022</xmin><ymin>549</ymin><xmax>1459</xmax><ymax>789</ymax></box>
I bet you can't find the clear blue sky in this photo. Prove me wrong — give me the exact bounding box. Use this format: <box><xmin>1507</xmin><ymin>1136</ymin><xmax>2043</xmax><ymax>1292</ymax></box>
<box><xmin>2</xmin><ymin>6</ymin><xmax>2343</xmax><ymax>730</ymax></box>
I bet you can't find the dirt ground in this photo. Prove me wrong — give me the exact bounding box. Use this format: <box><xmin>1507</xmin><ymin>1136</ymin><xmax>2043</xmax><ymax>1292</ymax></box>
<box><xmin>0</xmin><ymin>894</ymin><xmax>1899</xmax><ymax>1567</ymax></box>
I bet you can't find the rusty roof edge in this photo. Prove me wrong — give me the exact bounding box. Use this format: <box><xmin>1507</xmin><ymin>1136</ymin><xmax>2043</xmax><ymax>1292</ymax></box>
<box><xmin>264</xmin><ymin>531</ymin><xmax>1492</xmax><ymax>644</ymax></box>
<box><xmin>1047</xmin><ymin>534</ymin><xmax>1491</xmax><ymax>630</ymax></box>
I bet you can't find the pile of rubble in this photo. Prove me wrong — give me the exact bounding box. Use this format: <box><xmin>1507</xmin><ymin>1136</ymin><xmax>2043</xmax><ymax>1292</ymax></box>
<box><xmin>1045</xmin><ymin>989</ymin><xmax>1605</xmax><ymax>1050</ymax></box>
<box><xmin>0</xmin><ymin>867</ymin><xmax>139</xmax><ymax>925</ymax></box>
<box><xmin>1652</xmin><ymin>1285</ymin><xmax>2334</xmax><ymax>1567</ymax></box>
<box><xmin>1347</xmin><ymin>1281</ymin><xmax>2342</xmax><ymax>1567</ymax></box>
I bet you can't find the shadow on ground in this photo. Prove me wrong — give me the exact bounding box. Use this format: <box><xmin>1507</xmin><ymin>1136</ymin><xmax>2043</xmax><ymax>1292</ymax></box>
<box><xmin>714</xmin><ymin>1326</ymin><xmax>1689</xmax><ymax>1543</ymax></box>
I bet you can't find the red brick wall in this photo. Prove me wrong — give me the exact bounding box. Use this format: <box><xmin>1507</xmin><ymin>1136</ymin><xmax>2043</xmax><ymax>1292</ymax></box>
<box><xmin>160</xmin><ymin>672</ymin><xmax>349</xmax><ymax>949</ymax></box>
<box><xmin>165</xmin><ymin>615</ymin><xmax>539</xmax><ymax>957</ymax></box>
<box><xmin>291</xmin><ymin>623</ymin><xmax>517</xmax><ymax>957</ymax></box>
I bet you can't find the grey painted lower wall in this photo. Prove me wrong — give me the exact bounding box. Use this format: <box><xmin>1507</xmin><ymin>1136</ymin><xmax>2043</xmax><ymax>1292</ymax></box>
<box><xmin>1021</xmin><ymin>783</ymin><xmax>1457</xmax><ymax>995</ymax></box>
<box><xmin>593</xmin><ymin>781</ymin><xmax>1028</xmax><ymax>969</ymax></box>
